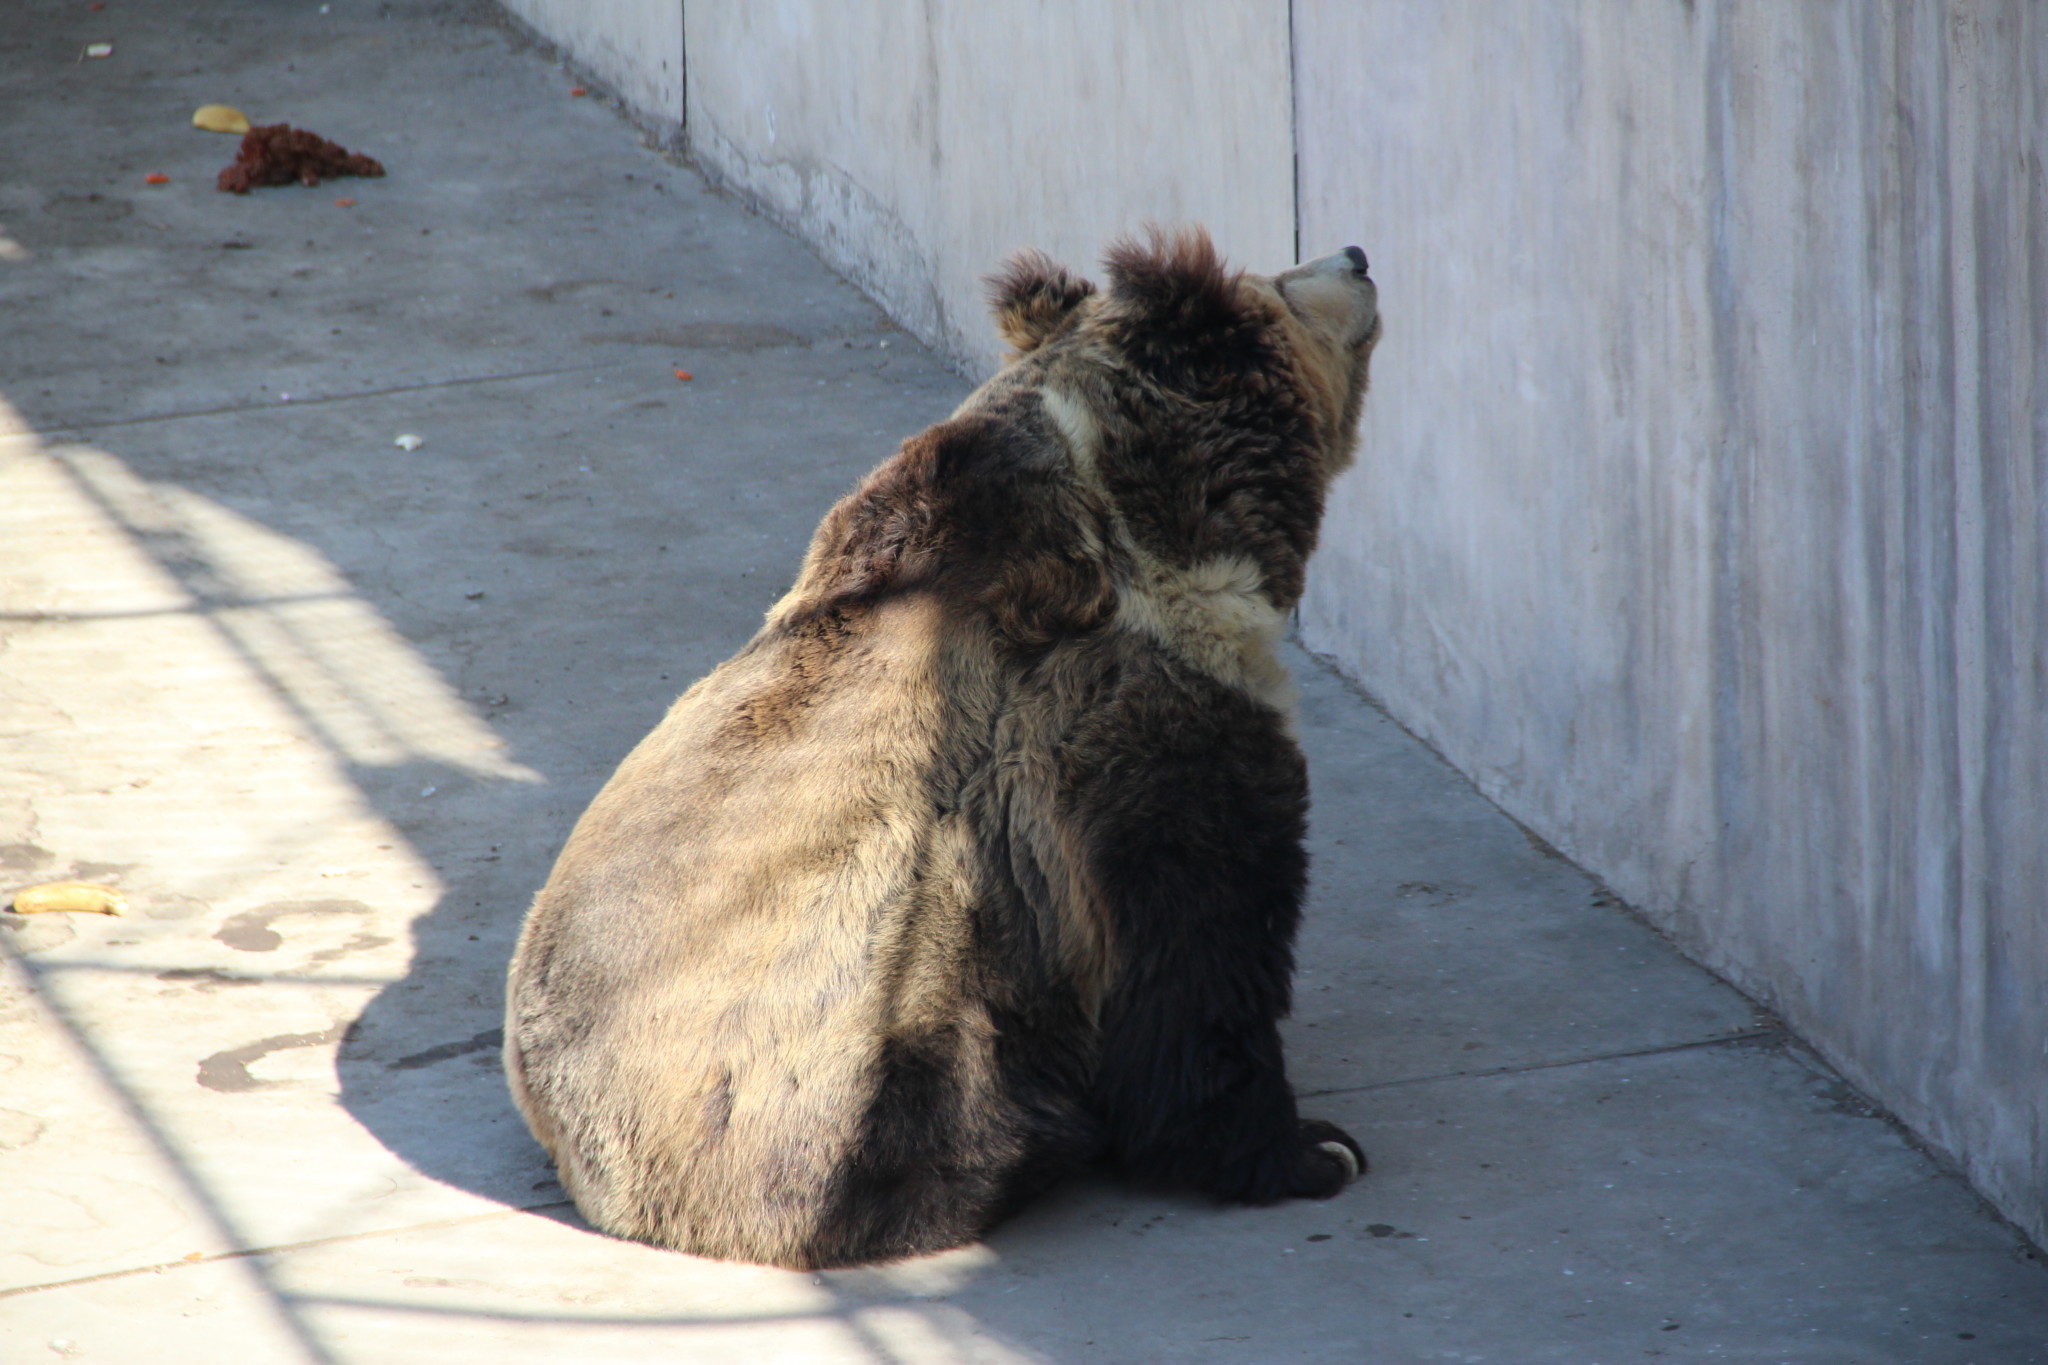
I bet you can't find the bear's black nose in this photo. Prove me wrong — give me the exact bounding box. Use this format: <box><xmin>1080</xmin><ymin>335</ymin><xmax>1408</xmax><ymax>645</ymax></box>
<box><xmin>1342</xmin><ymin>245</ymin><xmax>1369</xmax><ymax>277</ymax></box>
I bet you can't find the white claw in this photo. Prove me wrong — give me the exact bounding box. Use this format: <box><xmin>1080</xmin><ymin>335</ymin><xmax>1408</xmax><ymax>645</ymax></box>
<box><xmin>1317</xmin><ymin>1139</ymin><xmax>1361</xmax><ymax>1183</ymax></box>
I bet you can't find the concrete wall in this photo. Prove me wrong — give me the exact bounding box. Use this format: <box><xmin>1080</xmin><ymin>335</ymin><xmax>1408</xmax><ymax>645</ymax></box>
<box><xmin>495</xmin><ymin>0</ymin><xmax>2048</xmax><ymax>1245</ymax></box>
<box><xmin>1295</xmin><ymin>0</ymin><xmax>2047</xmax><ymax>1245</ymax></box>
<box><xmin>496</xmin><ymin>0</ymin><xmax>685</xmax><ymax>128</ymax></box>
<box><xmin>681</xmin><ymin>0</ymin><xmax>1294</xmax><ymax>373</ymax></box>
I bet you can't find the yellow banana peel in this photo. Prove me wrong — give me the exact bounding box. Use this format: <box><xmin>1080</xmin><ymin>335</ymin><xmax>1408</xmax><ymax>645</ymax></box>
<box><xmin>9</xmin><ymin>881</ymin><xmax>128</xmax><ymax>915</ymax></box>
<box><xmin>192</xmin><ymin>104</ymin><xmax>252</xmax><ymax>135</ymax></box>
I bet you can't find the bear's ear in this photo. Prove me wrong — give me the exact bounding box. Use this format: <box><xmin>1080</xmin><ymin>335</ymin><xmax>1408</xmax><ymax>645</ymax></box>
<box><xmin>986</xmin><ymin>250</ymin><xmax>1096</xmax><ymax>355</ymax></box>
<box><xmin>1100</xmin><ymin>226</ymin><xmax>1245</xmax><ymax>340</ymax></box>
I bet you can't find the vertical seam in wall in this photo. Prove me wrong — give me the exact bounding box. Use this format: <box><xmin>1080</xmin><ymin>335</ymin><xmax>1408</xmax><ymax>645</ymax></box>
<box><xmin>1287</xmin><ymin>0</ymin><xmax>1302</xmax><ymax>632</ymax></box>
<box><xmin>1287</xmin><ymin>0</ymin><xmax>1301</xmax><ymax>263</ymax></box>
<box><xmin>677</xmin><ymin>1</ymin><xmax>688</xmax><ymax>144</ymax></box>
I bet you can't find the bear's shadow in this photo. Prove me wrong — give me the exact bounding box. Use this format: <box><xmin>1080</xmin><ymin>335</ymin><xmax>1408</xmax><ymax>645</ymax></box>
<box><xmin>332</xmin><ymin>753</ymin><xmax>589</xmax><ymax>1215</ymax></box>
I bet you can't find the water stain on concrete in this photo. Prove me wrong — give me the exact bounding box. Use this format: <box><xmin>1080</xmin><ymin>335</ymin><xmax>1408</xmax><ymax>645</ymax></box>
<box><xmin>155</xmin><ymin>967</ymin><xmax>261</xmax><ymax>992</ymax></box>
<box><xmin>0</xmin><ymin>843</ymin><xmax>54</xmax><ymax>873</ymax></box>
<box><xmin>309</xmin><ymin>932</ymin><xmax>394</xmax><ymax>964</ymax></box>
<box><xmin>196</xmin><ymin>1023</ymin><xmax>348</xmax><ymax>1093</ymax></box>
<box><xmin>498</xmin><ymin>535</ymin><xmax>598</xmax><ymax>560</ymax></box>
<box><xmin>0</xmin><ymin>913</ymin><xmax>75</xmax><ymax>954</ymax></box>
<box><xmin>41</xmin><ymin>192</ymin><xmax>134</xmax><ymax>221</ymax></box>
<box><xmin>403</xmin><ymin>1275</ymin><xmax>496</xmax><ymax>1292</ymax></box>
<box><xmin>523</xmin><ymin>277</ymin><xmax>636</xmax><ymax>304</ymax></box>
<box><xmin>587</xmin><ymin>322</ymin><xmax>808</xmax><ymax>350</ymax></box>
<box><xmin>142</xmin><ymin>893</ymin><xmax>210</xmax><ymax>921</ymax></box>
<box><xmin>213</xmin><ymin>899</ymin><xmax>373</xmax><ymax>952</ymax></box>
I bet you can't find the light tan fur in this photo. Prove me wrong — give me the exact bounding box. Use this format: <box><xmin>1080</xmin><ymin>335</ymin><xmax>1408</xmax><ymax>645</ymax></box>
<box><xmin>1039</xmin><ymin>384</ymin><xmax>1296</xmax><ymax>720</ymax></box>
<box><xmin>507</xmin><ymin>593</ymin><xmax>984</xmax><ymax>1256</ymax></box>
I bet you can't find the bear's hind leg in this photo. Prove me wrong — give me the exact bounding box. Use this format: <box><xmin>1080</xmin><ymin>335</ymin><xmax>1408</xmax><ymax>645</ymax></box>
<box><xmin>1094</xmin><ymin>994</ymin><xmax>1365</xmax><ymax>1203</ymax></box>
<box><xmin>1072</xmin><ymin>673</ymin><xmax>1366</xmax><ymax>1205</ymax></box>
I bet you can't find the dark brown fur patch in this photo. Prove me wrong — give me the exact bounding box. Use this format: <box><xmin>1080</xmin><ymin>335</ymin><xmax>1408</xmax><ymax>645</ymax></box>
<box><xmin>1100</xmin><ymin>227</ymin><xmax>1249</xmax><ymax>346</ymax></box>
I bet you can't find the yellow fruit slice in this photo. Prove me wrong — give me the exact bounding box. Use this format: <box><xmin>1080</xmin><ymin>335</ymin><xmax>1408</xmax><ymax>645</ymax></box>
<box><xmin>192</xmin><ymin>104</ymin><xmax>252</xmax><ymax>135</ymax></box>
<box><xmin>9</xmin><ymin>882</ymin><xmax>128</xmax><ymax>915</ymax></box>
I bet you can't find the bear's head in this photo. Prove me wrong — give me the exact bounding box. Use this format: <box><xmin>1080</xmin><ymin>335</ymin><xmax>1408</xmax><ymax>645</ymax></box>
<box><xmin>988</xmin><ymin>228</ymin><xmax>1377</xmax><ymax>467</ymax></box>
<box><xmin>983</xmin><ymin>228</ymin><xmax>1380</xmax><ymax>606</ymax></box>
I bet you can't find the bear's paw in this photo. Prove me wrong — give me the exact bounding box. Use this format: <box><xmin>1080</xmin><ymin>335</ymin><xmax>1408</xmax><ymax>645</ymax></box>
<box><xmin>1316</xmin><ymin>1139</ymin><xmax>1362</xmax><ymax>1183</ymax></box>
<box><xmin>1292</xmin><ymin>1118</ymin><xmax>1367</xmax><ymax>1199</ymax></box>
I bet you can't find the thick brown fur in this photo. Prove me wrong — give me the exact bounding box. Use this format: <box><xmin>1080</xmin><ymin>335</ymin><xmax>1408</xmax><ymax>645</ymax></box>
<box><xmin>506</xmin><ymin>227</ymin><xmax>1382</xmax><ymax>1269</ymax></box>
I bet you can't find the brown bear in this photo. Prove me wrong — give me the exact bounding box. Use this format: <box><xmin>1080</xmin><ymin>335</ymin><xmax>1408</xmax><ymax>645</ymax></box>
<box><xmin>504</xmin><ymin>228</ymin><xmax>1382</xmax><ymax>1269</ymax></box>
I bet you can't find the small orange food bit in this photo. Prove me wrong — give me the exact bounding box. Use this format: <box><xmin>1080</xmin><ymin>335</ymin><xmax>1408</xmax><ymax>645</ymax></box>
<box><xmin>570</xmin><ymin>86</ymin><xmax>588</xmax><ymax>97</ymax></box>
<box><xmin>144</xmin><ymin>172</ymin><xmax>169</xmax><ymax>184</ymax></box>
<box><xmin>673</xmin><ymin>369</ymin><xmax>693</xmax><ymax>381</ymax></box>
<box><xmin>333</xmin><ymin>197</ymin><xmax>357</xmax><ymax>207</ymax></box>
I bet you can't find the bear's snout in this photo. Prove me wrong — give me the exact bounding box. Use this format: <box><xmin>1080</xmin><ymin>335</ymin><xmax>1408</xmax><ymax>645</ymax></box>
<box><xmin>1279</xmin><ymin>247</ymin><xmax>1378</xmax><ymax>347</ymax></box>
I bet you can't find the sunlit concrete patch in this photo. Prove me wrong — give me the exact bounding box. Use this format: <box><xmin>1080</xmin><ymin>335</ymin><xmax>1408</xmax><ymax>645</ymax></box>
<box><xmin>2</xmin><ymin>400</ymin><xmax>524</xmax><ymax>915</ymax></box>
<box><xmin>0</xmin><ymin>1256</ymin><xmax>320</xmax><ymax>1364</ymax></box>
<box><xmin>9</xmin><ymin>1174</ymin><xmax>191</xmax><ymax>1269</ymax></box>
<box><xmin>14</xmin><ymin>433</ymin><xmax>538</xmax><ymax>788</ymax></box>
<box><xmin>0</xmin><ymin>951</ymin><xmax>240</xmax><ymax>1284</ymax></box>
<box><xmin>0</xmin><ymin>395</ymin><xmax>553</xmax><ymax>1277</ymax></box>
<box><xmin>267</xmin><ymin>1222</ymin><xmax>1038</xmax><ymax>1365</ymax></box>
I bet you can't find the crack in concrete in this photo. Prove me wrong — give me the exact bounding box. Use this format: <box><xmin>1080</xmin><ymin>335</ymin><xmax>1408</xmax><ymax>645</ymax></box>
<box><xmin>388</xmin><ymin>1026</ymin><xmax>503</xmax><ymax>1072</ymax></box>
<box><xmin>25</xmin><ymin>362</ymin><xmax>625</xmax><ymax>439</ymax></box>
<box><xmin>1299</xmin><ymin>1028</ymin><xmax>1785</xmax><ymax>1099</ymax></box>
<box><xmin>0</xmin><ymin>590</ymin><xmax>363</xmax><ymax>623</ymax></box>
<box><xmin>0</xmin><ymin>1200</ymin><xmax>578</xmax><ymax>1301</ymax></box>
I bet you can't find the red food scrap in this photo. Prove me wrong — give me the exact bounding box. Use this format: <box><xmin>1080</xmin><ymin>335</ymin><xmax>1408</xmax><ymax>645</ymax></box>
<box><xmin>570</xmin><ymin>86</ymin><xmax>588</xmax><ymax>96</ymax></box>
<box><xmin>216</xmin><ymin>124</ymin><xmax>385</xmax><ymax>194</ymax></box>
<box><xmin>144</xmin><ymin>172</ymin><xmax>169</xmax><ymax>184</ymax></box>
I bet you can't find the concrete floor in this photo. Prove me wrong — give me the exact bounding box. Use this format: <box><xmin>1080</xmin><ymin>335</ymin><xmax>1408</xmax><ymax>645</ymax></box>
<box><xmin>2</xmin><ymin>3</ymin><xmax>2043</xmax><ymax>1361</ymax></box>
